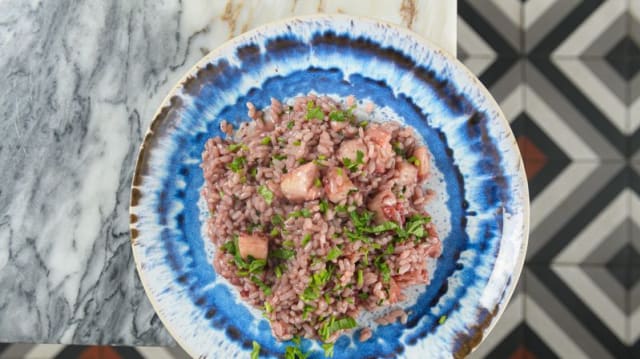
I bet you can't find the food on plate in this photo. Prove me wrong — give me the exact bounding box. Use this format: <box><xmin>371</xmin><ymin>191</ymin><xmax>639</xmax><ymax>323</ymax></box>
<box><xmin>201</xmin><ymin>94</ymin><xmax>441</xmax><ymax>344</ymax></box>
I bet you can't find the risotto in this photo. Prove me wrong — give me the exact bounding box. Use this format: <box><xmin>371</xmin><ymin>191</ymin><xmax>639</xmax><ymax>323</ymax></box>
<box><xmin>201</xmin><ymin>94</ymin><xmax>441</xmax><ymax>344</ymax></box>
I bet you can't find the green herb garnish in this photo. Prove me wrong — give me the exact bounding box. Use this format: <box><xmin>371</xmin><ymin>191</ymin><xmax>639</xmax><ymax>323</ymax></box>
<box><xmin>251</xmin><ymin>275</ymin><xmax>272</xmax><ymax>296</ymax></box>
<box><xmin>407</xmin><ymin>156</ymin><xmax>420</xmax><ymax>166</ymax></box>
<box><xmin>272</xmin><ymin>153</ymin><xmax>287</xmax><ymax>161</ymax></box>
<box><xmin>293</xmin><ymin>140</ymin><xmax>302</xmax><ymax>146</ymax></box>
<box><xmin>301</xmin><ymin>286</ymin><xmax>321</xmax><ymax>301</ymax></box>
<box><xmin>260</xmin><ymin>136</ymin><xmax>271</xmax><ymax>145</ymax></box>
<box><xmin>319</xmin><ymin>199</ymin><xmax>329</xmax><ymax>214</ymax></box>
<box><xmin>357</xmin><ymin>269</ymin><xmax>364</xmax><ymax>287</ymax></box>
<box><xmin>438</xmin><ymin>315</ymin><xmax>447</xmax><ymax>325</ymax></box>
<box><xmin>228</xmin><ymin>143</ymin><xmax>245</xmax><ymax>152</ymax></box>
<box><xmin>342</xmin><ymin>150</ymin><xmax>365</xmax><ymax>172</ymax></box>
<box><xmin>271</xmin><ymin>248</ymin><xmax>295</xmax><ymax>260</ymax></box>
<box><xmin>289</xmin><ymin>208</ymin><xmax>311</xmax><ymax>218</ymax></box>
<box><xmin>287</xmin><ymin>121</ymin><xmax>295</xmax><ymax>129</ymax></box>
<box><xmin>322</xmin><ymin>342</ymin><xmax>335</xmax><ymax>358</ymax></box>
<box><xmin>302</xmin><ymin>304</ymin><xmax>315</xmax><ymax>320</ymax></box>
<box><xmin>282</xmin><ymin>239</ymin><xmax>295</xmax><ymax>248</ymax></box>
<box><xmin>318</xmin><ymin>316</ymin><xmax>357</xmax><ymax>342</ymax></box>
<box><xmin>327</xmin><ymin>247</ymin><xmax>342</xmax><ymax>261</ymax></box>
<box><xmin>302</xmin><ymin>233</ymin><xmax>312</xmax><ymax>246</ymax></box>
<box><xmin>271</xmin><ymin>214</ymin><xmax>284</xmax><ymax>226</ymax></box>
<box><xmin>251</xmin><ymin>341</ymin><xmax>260</xmax><ymax>359</ymax></box>
<box><xmin>257</xmin><ymin>185</ymin><xmax>274</xmax><ymax>205</ymax></box>
<box><xmin>305</xmin><ymin>101</ymin><xmax>324</xmax><ymax>120</ymax></box>
<box><xmin>314</xmin><ymin>177</ymin><xmax>322</xmax><ymax>188</ymax></box>
<box><xmin>392</xmin><ymin>141</ymin><xmax>405</xmax><ymax>156</ymax></box>
<box><xmin>228</xmin><ymin>156</ymin><xmax>246</xmax><ymax>172</ymax></box>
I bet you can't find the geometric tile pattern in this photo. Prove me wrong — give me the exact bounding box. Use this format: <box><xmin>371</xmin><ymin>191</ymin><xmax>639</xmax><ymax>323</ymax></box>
<box><xmin>463</xmin><ymin>0</ymin><xmax>640</xmax><ymax>358</ymax></box>
<box><xmin>4</xmin><ymin>1</ymin><xmax>640</xmax><ymax>358</ymax></box>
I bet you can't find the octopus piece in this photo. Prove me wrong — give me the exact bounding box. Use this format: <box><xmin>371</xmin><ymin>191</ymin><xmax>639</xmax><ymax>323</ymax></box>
<box><xmin>237</xmin><ymin>233</ymin><xmax>269</xmax><ymax>260</ymax></box>
<box><xmin>324</xmin><ymin>167</ymin><xmax>356</xmax><ymax>203</ymax></box>
<box><xmin>368</xmin><ymin>189</ymin><xmax>405</xmax><ymax>224</ymax></box>
<box><xmin>365</xmin><ymin>124</ymin><xmax>395</xmax><ymax>173</ymax></box>
<box><xmin>395</xmin><ymin>160</ymin><xmax>418</xmax><ymax>187</ymax></box>
<box><xmin>337</xmin><ymin>138</ymin><xmax>368</xmax><ymax>163</ymax></box>
<box><xmin>412</xmin><ymin>146</ymin><xmax>431</xmax><ymax>180</ymax></box>
<box><xmin>280</xmin><ymin>162</ymin><xmax>322</xmax><ymax>202</ymax></box>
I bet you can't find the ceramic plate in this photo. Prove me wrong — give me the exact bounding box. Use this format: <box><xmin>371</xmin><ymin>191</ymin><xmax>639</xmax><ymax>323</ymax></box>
<box><xmin>130</xmin><ymin>15</ymin><xmax>529</xmax><ymax>359</ymax></box>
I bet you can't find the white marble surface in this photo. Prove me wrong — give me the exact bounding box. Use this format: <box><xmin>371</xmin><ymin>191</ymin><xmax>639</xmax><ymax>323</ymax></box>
<box><xmin>0</xmin><ymin>0</ymin><xmax>455</xmax><ymax>345</ymax></box>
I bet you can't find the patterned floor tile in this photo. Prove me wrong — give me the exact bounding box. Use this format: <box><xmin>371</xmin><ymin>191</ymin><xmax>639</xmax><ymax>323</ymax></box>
<box><xmin>526</xmin><ymin>0</ymin><xmax>627</xmax><ymax>57</ymax></box>
<box><xmin>527</xmin><ymin>58</ymin><xmax>628</xmax><ymax>159</ymax></box>
<box><xmin>458</xmin><ymin>0</ymin><xmax>522</xmax><ymax>57</ymax></box>
<box><xmin>526</xmin><ymin>265</ymin><xmax>631</xmax><ymax>358</ymax></box>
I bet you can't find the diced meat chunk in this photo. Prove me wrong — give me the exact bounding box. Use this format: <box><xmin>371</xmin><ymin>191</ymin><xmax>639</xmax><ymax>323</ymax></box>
<box><xmin>324</xmin><ymin>167</ymin><xmax>356</xmax><ymax>203</ymax></box>
<box><xmin>368</xmin><ymin>189</ymin><xmax>404</xmax><ymax>224</ymax></box>
<box><xmin>280</xmin><ymin>162</ymin><xmax>322</xmax><ymax>202</ymax></box>
<box><xmin>337</xmin><ymin>138</ymin><xmax>368</xmax><ymax>163</ymax></box>
<box><xmin>395</xmin><ymin>160</ymin><xmax>418</xmax><ymax>187</ymax></box>
<box><xmin>365</xmin><ymin>124</ymin><xmax>395</xmax><ymax>173</ymax></box>
<box><xmin>330</xmin><ymin>120</ymin><xmax>349</xmax><ymax>132</ymax></box>
<box><xmin>412</xmin><ymin>146</ymin><xmax>431</xmax><ymax>180</ymax></box>
<box><xmin>237</xmin><ymin>233</ymin><xmax>269</xmax><ymax>260</ymax></box>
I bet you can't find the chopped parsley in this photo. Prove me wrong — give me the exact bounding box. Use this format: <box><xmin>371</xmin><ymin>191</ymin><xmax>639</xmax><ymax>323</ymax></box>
<box><xmin>318</xmin><ymin>316</ymin><xmax>357</xmax><ymax>342</ymax></box>
<box><xmin>260</xmin><ymin>136</ymin><xmax>271</xmax><ymax>145</ymax></box>
<box><xmin>392</xmin><ymin>141</ymin><xmax>405</xmax><ymax>156</ymax></box>
<box><xmin>269</xmin><ymin>228</ymin><xmax>280</xmax><ymax>237</ymax></box>
<box><xmin>357</xmin><ymin>269</ymin><xmax>364</xmax><ymax>287</ymax></box>
<box><xmin>271</xmin><ymin>214</ymin><xmax>284</xmax><ymax>226</ymax></box>
<box><xmin>272</xmin><ymin>153</ymin><xmax>287</xmax><ymax>161</ymax></box>
<box><xmin>257</xmin><ymin>185</ymin><xmax>274</xmax><ymax>205</ymax></box>
<box><xmin>305</xmin><ymin>101</ymin><xmax>324</xmax><ymax>120</ymax></box>
<box><xmin>271</xmin><ymin>248</ymin><xmax>295</xmax><ymax>260</ymax></box>
<box><xmin>228</xmin><ymin>143</ymin><xmax>246</xmax><ymax>152</ymax></box>
<box><xmin>287</xmin><ymin>121</ymin><xmax>295</xmax><ymax>129</ymax></box>
<box><xmin>251</xmin><ymin>275</ymin><xmax>272</xmax><ymax>296</ymax></box>
<box><xmin>407</xmin><ymin>156</ymin><xmax>420</xmax><ymax>166</ymax></box>
<box><xmin>297</xmin><ymin>158</ymin><xmax>308</xmax><ymax>164</ymax></box>
<box><xmin>301</xmin><ymin>233</ymin><xmax>312</xmax><ymax>246</ymax></box>
<box><xmin>358</xmin><ymin>292</ymin><xmax>369</xmax><ymax>300</ymax></box>
<box><xmin>376</xmin><ymin>261</ymin><xmax>391</xmax><ymax>283</ymax></box>
<box><xmin>301</xmin><ymin>286</ymin><xmax>321</xmax><ymax>301</ymax></box>
<box><xmin>302</xmin><ymin>304</ymin><xmax>315</xmax><ymax>320</ymax></box>
<box><xmin>293</xmin><ymin>139</ymin><xmax>302</xmax><ymax>146</ymax></box>
<box><xmin>438</xmin><ymin>315</ymin><xmax>447</xmax><ymax>325</ymax></box>
<box><xmin>359</xmin><ymin>120</ymin><xmax>369</xmax><ymax>128</ymax></box>
<box><xmin>314</xmin><ymin>177</ymin><xmax>322</xmax><ymax>188</ymax></box>
<box><xmin>318</xmin><ymin>199</ymin><xmax>329</xmax><ymax>214</ymax></box>
<box><xmin>322</xmin><ymin>342</ymin><xmax>335</xmax><ymax>358</ymax></box>
<box><xmin>274</xmin><ymin>263</ymin><xmax>286</xmax><ymax>278</ymax></box>
<box><xmin>249</xmin><ymin>167</ymin><xmax>258</xmax><ymax>178</ymax></box>
<box><xmin>284</xmin><ymin>338</ymin><xmax>310</xmax><ymax>359</ymax></box>
<box><xmin>342</xmin><ymin>150</ymin><xmax>365</xmax><ymax>172</ymax></box>
<box><xmin>329</xmin><ymin>110</ymin><xmax>346</xmax><ymax>122</ymax></box>
<box><xmin>251</xmin><ymin>341</ymin><xmax>260</xmax><ymax>359</ymax></box>
<box><xmin>264</xmin><ymin>302</ymin><xmax>273</xmax><ymax>313</ymax></box>
<box><xmin>248</xmin><ymin>259</ymin><xmax>267</xmax><ymax>274</ymax></box>
<box><xmin>228</xmin><ymin>156</ymin><xmax>246</xmax><ymax>173</ymax></box>
<box><xmin>288</xmin><ymin>208</ymin><xmax>311</xmax><ymax>218</ymax></box>
<box><xmin>326</xmin><ymin>247</ymin><xmax>342</xmax><ymax>261</ymax></box>
<box><xmin>282</xmin><ymin>239</ymin><xmax>295</xmax><ymax>248</ymax></box>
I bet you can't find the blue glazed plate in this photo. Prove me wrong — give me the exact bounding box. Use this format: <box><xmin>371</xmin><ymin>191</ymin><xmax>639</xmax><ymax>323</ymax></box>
<box><xmin>130</xmin><ymin>15</ymin><xmax>528</xmax><ymax>359</ymax></box>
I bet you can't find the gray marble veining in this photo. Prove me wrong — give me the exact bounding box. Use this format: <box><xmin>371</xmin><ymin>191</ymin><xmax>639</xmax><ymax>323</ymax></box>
<box><xmin>0</xmin><ymin>0</ymin><xmax>454</xmax><ymax>345</ymax></box>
